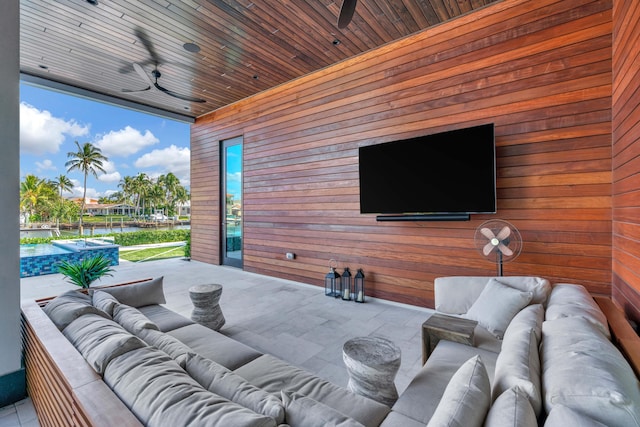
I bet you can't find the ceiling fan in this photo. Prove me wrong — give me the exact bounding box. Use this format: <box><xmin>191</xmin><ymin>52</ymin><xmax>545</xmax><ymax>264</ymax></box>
<box><xmin>474</xmin><ymin>219</ymin><xmax>523</xmax><ymax>276</ymax></box>
<box><xmin>122</xmin><ymin>62</ymin><xmax>206</xmax><ymax>103</ymax></box>
<box><xmin>121</xmin><ymin>27</ymin><xmax>205</xmax><ymax>103</ymax></box>
<box><xmin>338</xmin><ymin>0</ymin><xmax>357</xmax><ymax>29</ymax></box>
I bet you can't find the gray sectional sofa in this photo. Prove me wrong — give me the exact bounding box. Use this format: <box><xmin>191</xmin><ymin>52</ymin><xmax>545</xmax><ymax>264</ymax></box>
<box><xmin>22</xmin><ymin>275</ymin><xmax>640</xmax><ymax>426</ymax></box>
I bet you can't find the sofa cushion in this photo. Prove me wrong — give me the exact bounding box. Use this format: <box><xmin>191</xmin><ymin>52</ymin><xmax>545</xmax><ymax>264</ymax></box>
<box><xmin>113</xmin><ymin>303</ymin><xmax>160</xmax><ymax>334</ymax></box>
<box><xmin>392</xmin><ymin>340</ymin><xmax>498</xmax><ymax>424</ymax></box>
<box><xmin>484</xmin><ymin>386</ymin><xmax>537</xmax><ymax>427</ymax></box>
<box><xmin>545</xmin><ymin>284</ymin><xmax>610</xmax><ymax>338</ymax></box>
<box><xmin>168</xmin><ymin>323</ymin><xmax>262</xmax><ymax>370</ymax></box>
<box><xmin>543</xmin><ymin>405</ymin><xmax>608</xmax><ymax>427</ymax></box>
<box><xmin>185</xmin><ymin>353</ymin><xmax>285</xmax><ymax>424</ymax></box>
<box><xmin>378</xmin><ymin>411</ymin><xmax>425</xmax><ymax>427</ymax></box>
<box><xmin>464</xmin><ymin>278</ymin><xmax>533</xmax><ymax>339</ymax></box>
<box><xmin>280</xmin><ymin>391</ymin><xmax>364</xmax><ymax>427</ymax></box>
<box><xmin>138</xmin><ymin>304</ymin><xmax>195</xmax><ymax>332</ymax></box>
<box><xmin>104</xmin><ymin>346</ymin><xmax>277</xmax><ymax>427</ymax></box>
<box><xmin>63</xmin><ymin>313</ymin><xmax>146</xmax><ymax>374</ymax></box>
<box><xmin>541</xmin><ymin>317</ymin><xmax>640</xmax><ymax>427</ymax></box>
<box><xmin>434</xmin><ymin>276</ymin><xmax>550</xmax><ymax>315</ymax></box>
<box><xmin>492</xmin><ymin>328</ymin><xmax>542</xmax><ymax>416</ymax></box>
<box><xmin>44</xmin><ymin>290</ymin><xmax>110</xmax><ymax>330</ymax></box>
<box><xmin>92</xmin><ymin>290</ymin><xmax>120</xmax><ymax>316</ymax></box>
<box><xmin>98</xmin><ymin>277</ymin><xmax>166</xmax><ymax>308</ymax></box>
<box><xmin>503</xmin><ymin>304</ymin><xmax>544</xmax><ymax>343</ymax></box>
<box><xmin>425</xmin><ymin>355</ymin><xmax>491</xmax><ymax>427</ymax></box>
<box><xmin>137</xmin><ymin>328</ymin><xmax>192</xmax><ymax>367</ymax></box>
<box><xmin>234</xmin><ymin>354</ymin><xmax>390</xmax><ymax>426</ymax></box>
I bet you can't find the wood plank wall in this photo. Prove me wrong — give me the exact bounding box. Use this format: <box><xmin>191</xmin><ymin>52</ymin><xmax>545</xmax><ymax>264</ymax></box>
<box><xmin>612</xmin><ymin>0</ymin><xmax>640</xmax><ymax>324</ymax></box>
<box><xmin>191</xmin><ymin>0</ymin><xmax>613</xmax><ymax>308</ymax></box>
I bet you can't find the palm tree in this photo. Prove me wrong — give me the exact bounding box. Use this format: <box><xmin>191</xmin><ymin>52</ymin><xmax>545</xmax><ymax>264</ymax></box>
<box><xmin>132</xmin><ymin>173</ymin><xmax>152</xmax><ymax>217</ymax></box>
<box><xmin>158</xmin><ymin>173</ymin><xmax>182</xmax><ymax>216</ymax></box>
<box><xmin>65</xmin><ymin>141</ymin><xmax>108</xmax><ymax>230</ymax></box>
<box><xmin>52</xmin><ymin>174</ymin><xmax>73</xmax><ymax>198</ymax></box>
<box><xmin>20</xmin><ymin>174</ymin><xmax>57</xmax><ymax>223</ymax></box>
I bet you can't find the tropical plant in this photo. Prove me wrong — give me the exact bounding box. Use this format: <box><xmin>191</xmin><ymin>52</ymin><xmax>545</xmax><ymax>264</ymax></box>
<box><xmin>65</xmin><ymin>141</ymin><xmax>108</xmax><ymax>230</ymax></box>
<box><xmin>20</xmin><ymin>174</ymin><xmax>57</xmax><ymax>223</ymax></box>
<box><xmin>52</xmin><ymin>174</ymin><xmax>74</xmax><ymax>198</ymax></box>
<box><xmin>56</xmin><ymin>254</ymin><xmax>114</xmax><ymax>289</ymax></box>
<box><xmin>184</xmin><ymin>231</ymin><xmax>191</xmax><ymax>259</ymax></box>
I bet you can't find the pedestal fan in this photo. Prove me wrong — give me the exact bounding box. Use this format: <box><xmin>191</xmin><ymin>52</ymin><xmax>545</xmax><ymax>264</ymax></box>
<box><xmin>474</xmin><ymin>219</ymin><xmax>522</xmax><ymax>276</ymax></box>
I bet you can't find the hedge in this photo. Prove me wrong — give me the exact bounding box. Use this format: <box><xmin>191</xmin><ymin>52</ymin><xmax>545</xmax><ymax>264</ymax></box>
<box><xmin>20</xmin><ymin>229</ymin><xmax>190</xmax><ymax>247</ymax></box>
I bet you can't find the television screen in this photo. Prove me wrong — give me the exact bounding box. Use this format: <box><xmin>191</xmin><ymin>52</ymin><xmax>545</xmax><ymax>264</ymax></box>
<box><xmin>358</xmin><ymin>123</ymin><xmax>496</xmax><ymax>216</ymax></box>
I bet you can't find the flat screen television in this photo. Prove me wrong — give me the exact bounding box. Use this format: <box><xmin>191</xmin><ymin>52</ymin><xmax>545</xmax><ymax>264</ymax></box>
<box><xmin>358</xmin><ymin>123</ymin><xmax>496</xmax><ymax>219</ymax></box>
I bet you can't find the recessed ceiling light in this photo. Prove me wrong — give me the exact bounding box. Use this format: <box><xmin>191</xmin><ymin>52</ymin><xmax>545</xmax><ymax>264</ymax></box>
<box><xmin>183</xmin><ymin>42</ymin><xmax>201</xmax><ymax>53</ymax></box>
<box><xmin>86</xmin><ymin>0</ymin><xmax>98</xmax><ymax>5</ymax></box>
<box><xmin>253</xmin><ymin>75</ymin><xmax>259</xmax><ymax>80</ymax></box>
<box><xmin>38</xmin><ymin>64</ymin><xmax>48</xmax><ymax>70</ymax></box>
<box><xmin>332</xmin><ymin>39</ymin><xmax>341</xmax><ymax>46</ymax></box>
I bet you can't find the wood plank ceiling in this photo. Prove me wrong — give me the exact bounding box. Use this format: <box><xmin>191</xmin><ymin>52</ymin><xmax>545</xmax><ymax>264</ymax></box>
<box><xmin>20</xmin><ymin>0</ymin><xmax>500</xmax><ymax>120</ymax></box>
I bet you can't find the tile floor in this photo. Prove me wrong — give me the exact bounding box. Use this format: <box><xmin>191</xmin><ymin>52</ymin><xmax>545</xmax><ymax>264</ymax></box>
<box><xmin>7</xmin><ymin>257</ymin><xmax>435</xmax><ymax>426</ymax></box>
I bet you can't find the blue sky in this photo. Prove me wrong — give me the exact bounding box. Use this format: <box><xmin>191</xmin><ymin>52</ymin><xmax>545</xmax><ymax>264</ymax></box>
<box><xmin>20</xmin><ymin>83</ymin><xmax>191</xmax><ymax>200</ymax></box>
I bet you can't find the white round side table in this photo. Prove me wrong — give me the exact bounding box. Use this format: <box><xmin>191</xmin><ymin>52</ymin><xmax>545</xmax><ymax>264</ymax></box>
<box><xmin>189</xmin><ymin>284</ymin><xmax>225</xmax><ymax>331</ymax></box>
<box><xmin>342</xmin><ymin>336</ymin><xmax>401</xmax><ymax>407</ymax></box>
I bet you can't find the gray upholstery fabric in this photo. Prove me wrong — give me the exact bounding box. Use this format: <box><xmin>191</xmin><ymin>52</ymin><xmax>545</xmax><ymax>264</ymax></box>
<box><xmin>234</xmin><ymin>354</ymin><xmax>390</xmax><ymax>426</ymax></box>
<box><xmin>63</xmin><ymin>313</ymin><xmax>146</xmax><ymax>374</ymax></box>
<box><xmin>104</xmin><ymin>346</ymin><xmax>277</xmax><ymax>427</ymax></box>
<box><xmin>280</xmin><ymin>391</ymin><xmax>364</xmax><ymax>427</ymax></box>
<box><xmin>137</xmin><ymin>328</ymin><xmax>192</xmax><ymax>367</ymax></box>
<box><xmin>186</xmin><ymin>353</ymin><xmax>285</xmax><ymax>424</ymax></box>
<box><xmin>168</xmin><ymin>323</ymin><xmax>262</xmax><ymax>370</ymax></box>
<box><xmin>484</xmin><ymin>386</ymin><xmax>537</xmax><ymax>427</ymax></box>
<box><xmin>504</xmin><ymin>304</ymin><xmax>544</xmax><ymax>343</ymax></box>
<box><xmin>138</xmin><ymin>304</ymin><xmax>194</xmax><ymax>332</ymax></box>
<box><xmin>44</xmin><ymin>290</ymin><xmax>110</xmax><ymax>330</ymax></box>
<box><xmin>541</xmin><ymin>317</ymin><xmax>640</xmax><ymax>427</ymax></box>
<box><xmin>98</xmin><ymin>277</ymin><xmax>166</xmax><ymax>307</ymax></box>
<box><xmin>92</xmin><ymin>290</ymin><xmax>120</xmax><ymax>316</ymax></box>
<box><xmin>391</xmin><ymin>340</ymin><xmax>498</xmax><ymax>424</ymax></box>
<box><xmin>425</xmin><ymin>355</ymin><xmax>491</xmax><ymax>427</ymax></box>
<box><xmin>543</xmin><ymin>405</ymin><xmax>608</xmax><ymax>427</ymax></box>
<box><xmin>113</xmin><ymin>303</ymin><xmax>160</xmax><ymax>334</ymax></box>
<box><xmin>378</xmin><ymin>411</ymin><xmax>425</xmax><ymax>427</ymax></box>
<box><xmin>545</xmin><ymin>283</ymin><xmax>611</xmax><ymax>338</ymax></box>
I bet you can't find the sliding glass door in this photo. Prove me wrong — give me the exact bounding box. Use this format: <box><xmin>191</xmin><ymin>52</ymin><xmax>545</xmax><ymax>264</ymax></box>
<box><xmin>222</xmin><ymin>137</ymin><xmax>243</xmax><ymax>268</ymax></box>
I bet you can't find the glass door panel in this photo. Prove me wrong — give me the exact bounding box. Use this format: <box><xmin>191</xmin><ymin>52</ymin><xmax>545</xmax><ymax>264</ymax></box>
<box><xmin>222</xmin><ymin>137</ymin><xmax>242</xmax><ymax>268</ymax></box>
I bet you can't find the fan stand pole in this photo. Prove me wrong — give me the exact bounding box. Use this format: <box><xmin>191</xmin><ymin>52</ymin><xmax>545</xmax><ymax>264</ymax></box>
<box><xmin>497</xmin><ymin>251</ymin><xmax>503</xmax><ymax>277</ymax></box>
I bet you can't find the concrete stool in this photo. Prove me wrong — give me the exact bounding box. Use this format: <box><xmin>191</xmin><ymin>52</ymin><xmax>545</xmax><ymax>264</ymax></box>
<box><xmin>343</xmin><ymin>336</ymin><xmax>401</xmax><ymax>407</ymax></box>
<box><xmin>189</xmin><ymin>284</ymin><xmax>225</xmax><ymax>331</ymax></box>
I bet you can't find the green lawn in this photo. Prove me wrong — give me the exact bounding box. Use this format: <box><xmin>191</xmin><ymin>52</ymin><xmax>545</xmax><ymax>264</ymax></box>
<box><xmin>120</xmin><ymin>246</ymin><xmax>186</xmax><ymax>262</ymax></box>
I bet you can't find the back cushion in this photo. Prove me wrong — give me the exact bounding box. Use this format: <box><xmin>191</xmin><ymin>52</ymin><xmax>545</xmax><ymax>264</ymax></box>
<box><xmin>98</xmin><ymin>277</ymin><xmax>165</xmax><ymax>307</ymax></box>
<box><xmin>112</xmin><ymin>303</ymin><xmax>160</xmax><ymax>335</ymax></box>
<box><xmin>104</xmin><ymin>346</ymin><xmax>277</xmax><ymax>427</ymax></box>
<box><xmin>63</xmin><ymin>313</ymin><xmax>146</xmax><ymax>374</ymax></box>
<box><xmin>44</xmin><ymin>290</ymin><xmax>110</xmax><ymax>330</ymax></box>
<box><xmin>545</xmin><ymin>284</ymin><xmax>610</xmax><ymax>338</ymax></box>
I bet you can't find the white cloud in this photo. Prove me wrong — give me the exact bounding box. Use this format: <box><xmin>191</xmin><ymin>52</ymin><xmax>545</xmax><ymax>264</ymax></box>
<box><xmin>69</xmin><ymin>178</ymin><xmax>101</xmax><ymax>199</ymax></box>
<box><xmin>20</xmin><ymin>102</ymin><xmax>89</xmax><ymax>155</ymax></box>
<box><xmin>135</xmin><ymin>144</ymin><xmax>190</xmax><ymax>183</ymax></box>
<box><xmin>95</xmin><ymin>126</ymin><xmax>159</xmax><ymax>157</ymax></box>
<box><xmin>99</xmin><ymin>172</ymin><xmax>122</xmax><ymax>183</ymax></box>
<box><xmin>35</xmin><ymin>159</ymin><xmax>57</xmax><ymax>172</ymax></box>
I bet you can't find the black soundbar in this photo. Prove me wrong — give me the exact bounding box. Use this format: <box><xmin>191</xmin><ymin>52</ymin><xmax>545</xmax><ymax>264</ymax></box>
<box><xmin>376</xmin><ymin>214</ymin><xmax>471</xmax><ymax>222</ymax></box>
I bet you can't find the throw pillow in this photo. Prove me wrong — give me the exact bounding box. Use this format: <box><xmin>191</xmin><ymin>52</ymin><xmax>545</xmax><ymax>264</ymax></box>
<box><xmin>92</xmin><ymin>290</ymin><xmax>120</xmax><ymax>316</ymax></box>
<box><xmin>139</xmin><ymin>328</ymin><xmax>191</xmax><ymax>368</ymax></box>
<box><xmin>502</xmin><ymin>303</ymin><xmax>544</xmax><ymax>343</ymax></box>
<box><xmin>465</xmin><ymin>278</ymin><xmax>533</xmax><ymax>339</ymax></box>
<box><xmin>280</xmin><ymin>391</ymin><xmax>364</xmax><ymax>427</ymax></box>
<box><xmin>63</xmin><ymin>313</ymin><xmax>146</xmax><ymax>374</ymax></box>
<box><xmin>492</xmin><ymin>328</ymin><xmax>542</xmax><ymax>416</ymax></box>
<box><xmin>43</xmin><ymin>289</ymin><xmax>110</xmax><ymax>330</ymax></box>
<box><xmin>113</xmin><ymin>303</ymin><xmax>160</xmax><ymax>334</ymax></box>
<box><xmin>484</xmin><ymin>386</ymin><xmax>537</xmax><ymax>427</ymax></box>
<box><xmin>426</xmin><ymin>355</ymin><xmax>491</xmax><ymax>427</ymax></box>
<box><xmin>98</xmin><ymin>276</ymin><xmax>166</xmax><ymax>307</ymax></box>
<box><xmin>186</xmin><ymin>353</ymin><xmax>285</xmax><ymax>424</ymax></box>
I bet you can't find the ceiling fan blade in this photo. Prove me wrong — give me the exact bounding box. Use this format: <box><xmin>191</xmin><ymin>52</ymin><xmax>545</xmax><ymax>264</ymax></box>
<box><xmin>121</xmin><ymin>86</ymin><xmax>150</xmax><ymax>93</ymax></box>
<box><xmin>153</xmin><ymin>81</ymin><xmax>206</xmax><ymax>103</ymax></box>
<box><xmin>497</xmin><ymin>243</ymin><xmax>514</xmax><ymax>256</ymax></box>
<box><xmin>496</xmin><ymin>226</ymin><xmax>511</xmax><ymax>241</ymax></box>
<box><xmin>480</xmin><ymin>227</ymin><xmax>496</xmax><ymax>240</ymax></box>
<box><xmin>134</xmin><ymin>27</ymin><xmax>161</xmax><ymax>65</ymax></box>
<box><xmin>337</xmin><ymin>0</ymin><xmax>357</xmax><ymax>29</ymax></box>
<box><xmin>483</xmin><ymin>242</ymin><xmax>495</xmax><ymax>256</ymax></box>
<box><xmin>133</xmin><ymin>63</ymin><xmax>153</xmax><ymax>85</ymax></box>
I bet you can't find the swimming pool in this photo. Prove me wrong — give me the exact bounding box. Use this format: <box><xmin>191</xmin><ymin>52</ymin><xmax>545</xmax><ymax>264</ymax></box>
<box><xmin>20</xmin><ymin>239</ymin><xmax>119</xmax><ymax>278</ymax></box>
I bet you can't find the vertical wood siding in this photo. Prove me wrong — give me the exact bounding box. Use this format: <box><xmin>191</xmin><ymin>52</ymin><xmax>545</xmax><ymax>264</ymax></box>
<box><xmin>192</xmin><ymin>0</ymin><xmax>612</xmax><ymax>308</ymax></box>
<box><xmin>612</xmin><ymin>0</ymin><xmax>640</xmax><ymax>322</ymax></box>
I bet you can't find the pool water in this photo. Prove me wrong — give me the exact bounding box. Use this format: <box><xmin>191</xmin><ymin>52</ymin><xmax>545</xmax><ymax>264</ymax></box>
<box><xmin>20</xmin><ymin>244</ymin><xmax>72</xmax><ymax>257</ymax></box>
